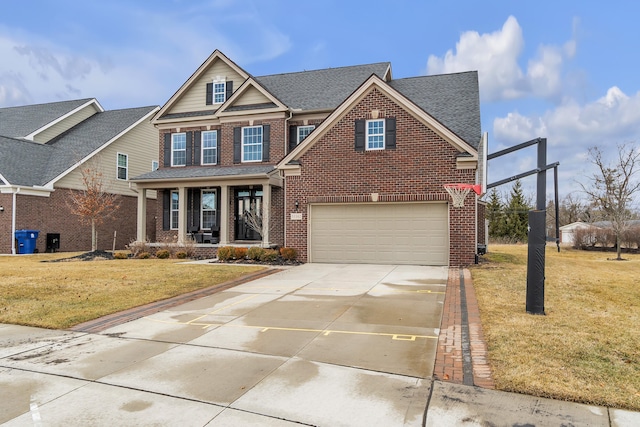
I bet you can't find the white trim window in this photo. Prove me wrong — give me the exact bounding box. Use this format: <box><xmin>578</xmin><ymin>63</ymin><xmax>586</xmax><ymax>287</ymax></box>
<box><xmin>201</xmin><ymin>190</ymin><xmax>217</xmax><ymax>230</ymax></box>
<box><xmin>171</xmin><ymin>133</ymin><xmax>187</xmax><ymax>166</ymax></box>
<box><xmin>151</xmin><ymin>160</ymin><xmax>159</xmax><ymax>171</ymax></box>
<box><xmin>298</xmin><ymin>125</ymin><xmax>315</xmax><ymax>144</ymax></box>
<box><xmin>366</xmin><ymin>119</ymin><xmax>385</xmax><ymax>150</ymax></box>
<box><xmin>242</xmin><ymin>126</ymin><xmax>263</xmax><ymax>162</ymax></box>
<box><xmin>117</xmin><ymin>153</ymin><xmax>128</xmax><ymax>180</ymax></box>
<box><xmin>202</xmin><ymin>131</ymin><xmax>217</xmax><ymax>165</ymax></box>
<box><xmin>170</xmin><ymin>190</ymin><xmax>179</xmax><ymax>230</ymax></box>
<box><xmin>213</xmin><ymin>77</ymin><xmax>226</xmax><ymax>104</ymax></box>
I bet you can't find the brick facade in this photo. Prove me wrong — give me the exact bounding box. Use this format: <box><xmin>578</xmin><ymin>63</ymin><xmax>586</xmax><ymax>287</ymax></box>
<box><xmin>284</xmin><ymin>88</ymin><xmax>477</xmax><ymax>266</ymax></box>
<box><xmin>0</xmin><ymin>189</ymin><xmax>156</xmax><ymax>254</ymax></box>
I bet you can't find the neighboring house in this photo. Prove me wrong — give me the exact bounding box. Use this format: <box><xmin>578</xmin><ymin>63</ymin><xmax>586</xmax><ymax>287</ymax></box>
<box><xmin>132</xmin><ymin>50</ymin><xmax>486</xmax><ymax>266</ymax></box>
<box><xmin>0</xmin><ymin>99</ymin><xmax>159</xmax><ymax>254</ymax></box>
<box><xmin>559</xmin><ymin>221</ymin><xmax>593</xmax><ymax>245</ymax></box>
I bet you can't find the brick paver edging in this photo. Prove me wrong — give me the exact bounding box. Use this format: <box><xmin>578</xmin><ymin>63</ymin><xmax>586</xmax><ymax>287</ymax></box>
<box><xmin>69</xmin><ymin>268</ymin><xmax>279</xmax><ymax>334</ymax></box>
<box><xmin>433</xmin><ymin>268</ymin><xmax>495</xmax><ymax>389</ymax></box>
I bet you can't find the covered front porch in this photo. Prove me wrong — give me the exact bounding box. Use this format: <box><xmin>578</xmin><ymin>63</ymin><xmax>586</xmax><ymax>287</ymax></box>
<box><xmin>132</xmin><ymin>166</ymin><xmax>283</xmax><ymax>249</ymax></box>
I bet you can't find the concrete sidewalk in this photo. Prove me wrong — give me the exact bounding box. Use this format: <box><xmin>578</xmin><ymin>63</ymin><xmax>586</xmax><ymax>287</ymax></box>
<box><xmin>0</xmin><ymin>263</ymin><xmax>638</xmax><ymax>426</ymax></box>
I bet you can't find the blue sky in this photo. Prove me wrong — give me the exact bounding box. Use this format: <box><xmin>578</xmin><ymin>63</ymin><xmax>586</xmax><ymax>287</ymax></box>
<box><xmin>1</xmin><ymin>0</ymin><xmax>639</xmax><ymax>199</ymax></box>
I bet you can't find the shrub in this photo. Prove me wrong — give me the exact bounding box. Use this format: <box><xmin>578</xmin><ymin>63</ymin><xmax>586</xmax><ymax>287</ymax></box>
<box><xmin>127</xmin><ymin>239</ymin><xmax>150</xmax><ymax>258</ymax></box>
<box><xmin>246</xmin><ymin>246</ymin><xmax>265</xmax><ymax>261</ymax></box>
<box><xmin>176</xmin><ymin>251</ymin><xmax>188</xmax><ymax>259</ymax></box>
<box><xmin>234</xmin><ymin>247</ymin><xmax>248</xmax><ymax>260</ymax></box>
<box><xmin>114</xmin><ymin>252</ymin><xmax>129</xmax><ymax>259</ymax></box>
<box><xmin>137</xmin><ymin>252</ymin><xmax>151</xmax><ymax>259</ymax></box>
<box><xmin>279</xmin><ymin>247</ymin><xmax>298</xmax><ymax>261</ymax></box>
<box><xmin>259</xmin><ymin>249</ymin><xmax>279</xmax><ymax>262</ymax></box>
<box><xmin>217</xmin><ymin>246</ymin><xmax>235</xmax><ymax>261</ymax></box>
<box><xmin>156</xmin><ymin>249</ymin><xmax>170</xmax><ymax>259</ymax></box>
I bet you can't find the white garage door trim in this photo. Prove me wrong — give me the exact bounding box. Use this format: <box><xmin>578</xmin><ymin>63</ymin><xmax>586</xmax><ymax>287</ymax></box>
<box><xmin>308</xmin><ymin>202</ymin><xmax>449</xmax><ymax>265</ymax></box>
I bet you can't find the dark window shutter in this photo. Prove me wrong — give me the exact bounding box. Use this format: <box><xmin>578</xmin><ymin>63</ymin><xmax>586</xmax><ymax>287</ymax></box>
<box><xmin>193</xmin><ymin>190</ymin><xmax>201</xmax><ymax>230</ymax></box>
<box><xmin>194</xmin><ymin>131</ymin><xmax>201</xmax><ymax>165</ymax></box>
<box><xmin>162</xmin><ymin>190</ymin><xmax>170</xmax><ymax>230</ymax></box>
<box><xmin>225</xmin><ymin>81</ymin><xmax>233</xmax><ymax>101</ymax></box>
<box><xmin>233</xmin><ymin>127</ymin><xmax>241</xmax><ymax>163</ymax></box>
<box><xmin>385</xmin><ymin>117</ymin><xmax>396</xmax><ymax>149</ymax></box>
<box><xmin>163</xmin><ymin>133</ymin><xmax>171</xmax><ymax>167</ymax></box>
<box><xmin>185</xmin><ymin>131</ymin><xmax>193</xmax><ymax>166</ymax></box>
<box><xmin>216</xmin><ymin>130</ymin><xmax>221</xmax><ymax>164</ymax></box>
<box><xmin>262</xmin><ymin>125</ymin><xmax>270</xmax><ymax>162</ymax></box>
<box><xmin>206</xmin><ymin>83</ymin><xmax>213</xmax><ymax>105</ymax></box>
<box><xmin>289</xmin><ymin>125</ymin><xmax>297</xmax><ymax>152</ymax></box>
<box><xmin>355</xmin><ymin>119</ymin><xmax>365</xmax><ymax>152</ymax></box>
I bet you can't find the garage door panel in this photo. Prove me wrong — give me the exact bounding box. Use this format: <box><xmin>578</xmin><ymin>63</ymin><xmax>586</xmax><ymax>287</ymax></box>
<box><xmin>309</xmin><ymin>203</ymin><xmax>448</xmax><ymax>265</ymax></box>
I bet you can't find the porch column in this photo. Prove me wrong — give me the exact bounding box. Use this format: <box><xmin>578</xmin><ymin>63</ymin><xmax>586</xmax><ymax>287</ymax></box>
<box><xmin>219</xmin><ymin>184</ymin><xmax>229</xmax><ymax>244</ymax></box>
<box><xmin>136</xmin><ymin>188</ymin><xmax>147</xmax><ymax>242</ymax></box>
<box><xmin>178</xmin><ymin>186</ymin><xmax>187</xmax><ymax>244</ymax></box>
<box><xmin>262</xmin><ymin>183</ymin><xmax>270</xmax><ymax>246</ymax></box>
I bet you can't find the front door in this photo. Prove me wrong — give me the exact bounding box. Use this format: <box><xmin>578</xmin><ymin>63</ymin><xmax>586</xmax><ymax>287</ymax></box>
<box><xmin>235</xmin><ymin>188</ymin><xmax>263</xmax><ymax>241</ymax></box>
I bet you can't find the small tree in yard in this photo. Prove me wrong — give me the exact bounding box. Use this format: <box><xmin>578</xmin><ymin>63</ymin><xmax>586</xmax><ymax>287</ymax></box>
<box><xmin>581</xmin><ymin>143</ymin><xmax>640</xmax><ymax>260</ymax></box>
<box><xmin>67</xmin><ymin>165</ymin><xmax>121</xmax><ymax>252</ymax></box>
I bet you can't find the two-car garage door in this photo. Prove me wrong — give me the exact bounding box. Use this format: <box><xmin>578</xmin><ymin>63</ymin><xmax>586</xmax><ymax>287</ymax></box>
<box><xmin>309</xmin><ymin>202</ymin><xmax>449</xmax><ymax>265</ymax></box>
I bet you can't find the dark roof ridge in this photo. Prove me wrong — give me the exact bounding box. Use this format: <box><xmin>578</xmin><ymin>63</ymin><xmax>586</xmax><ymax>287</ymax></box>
<box><xmin>256</xmin><ymin>61</ymin><xmax>391</xmax><ymax>79</ymax></box>
<box><xmin>394</xmin><ymin>70</ymin><xmax>479</xmax><ymax>81</ymax></box>
<box><xmin>0</xmin><ymin>97</ymin><xmax>94</xmax><ymax>111</ymax></box>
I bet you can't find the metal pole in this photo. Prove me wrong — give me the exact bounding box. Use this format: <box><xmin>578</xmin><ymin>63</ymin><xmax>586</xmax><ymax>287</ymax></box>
<box><xmin>526</xmin><ymin>137</ymin><xmax>547</xmax><ymax>315</ymax></box>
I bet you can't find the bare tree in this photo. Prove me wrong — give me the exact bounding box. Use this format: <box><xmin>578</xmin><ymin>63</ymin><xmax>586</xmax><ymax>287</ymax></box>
<box><xmin>243</xmin><ymin>201</ymin><xmax>271</xmax><ymax>247</ymax></box>
<box><xmin>67</xmin><ymin>164</ymin><xmax>121</xmax><ymax>252</ymax></box>
<box><xmin>580</xmin><ymin>143</ymin><xmax>640</xmax><ymax>260</ymax></box>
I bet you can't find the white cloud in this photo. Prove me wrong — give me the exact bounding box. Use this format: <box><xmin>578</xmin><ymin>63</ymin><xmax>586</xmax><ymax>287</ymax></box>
<box><xmin>427</xmin><ymin>16</ymin><xmax>576</xmax><ymax>103</ymax></box>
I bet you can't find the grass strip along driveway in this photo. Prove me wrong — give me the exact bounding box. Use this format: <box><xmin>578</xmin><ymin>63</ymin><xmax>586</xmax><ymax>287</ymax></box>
<box><xmin>472</xmin><ymin>244</ymin><xmax>640</xmax><ymax>411</ymax></box>
<box><xmin>0</xmin><ymin>253</ymin><xmax>264</xmax><ymax>329</ymax></box>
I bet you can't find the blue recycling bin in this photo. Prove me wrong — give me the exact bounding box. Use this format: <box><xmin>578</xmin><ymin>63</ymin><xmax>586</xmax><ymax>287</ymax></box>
<box><xmin>15</xmin><ymin>229</ymin><xmax>39</xmax><ymax>254</ymax></box>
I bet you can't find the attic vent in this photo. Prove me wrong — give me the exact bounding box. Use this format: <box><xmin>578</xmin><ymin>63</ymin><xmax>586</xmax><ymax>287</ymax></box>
<box><xmin>366</xmin><ymin>110</ymin><xmax>386</xmax><ymax>119</ymax></box>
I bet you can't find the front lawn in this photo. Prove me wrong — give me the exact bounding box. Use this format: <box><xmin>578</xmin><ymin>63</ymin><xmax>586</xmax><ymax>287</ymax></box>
<box><xmin>472</xmin><ymin>244</ymin><xmax>640</xmax><ymax>411</ymax></box>
<box><xmin>0</xmin><ymin>253</ymin><xmax>265</xmax><ymax>329</ymax></box>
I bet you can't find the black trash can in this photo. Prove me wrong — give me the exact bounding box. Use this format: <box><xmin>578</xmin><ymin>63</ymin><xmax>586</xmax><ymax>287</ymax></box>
<box><xmin>46</xmin><ymin>233</ymin><xmax>61</xmax><ymax>252</ymax></box>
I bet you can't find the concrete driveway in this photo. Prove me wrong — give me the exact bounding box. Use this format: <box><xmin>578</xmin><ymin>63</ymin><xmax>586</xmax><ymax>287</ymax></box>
<box><xmin>0</xmin><ymin>263</ymin><xmax>447</xmax><ymax>426</ymax></box>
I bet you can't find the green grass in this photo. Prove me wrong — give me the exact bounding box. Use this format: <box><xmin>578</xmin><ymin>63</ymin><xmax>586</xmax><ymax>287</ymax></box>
<box><xmin>0</xmin><ymin>253</ymin><xmax>265</xmax><ymax>329</ymax></box>
<box><xmin>471</xmin><ymin>244</ymin><xmax>640</xmax><ymax>411</ymax></box>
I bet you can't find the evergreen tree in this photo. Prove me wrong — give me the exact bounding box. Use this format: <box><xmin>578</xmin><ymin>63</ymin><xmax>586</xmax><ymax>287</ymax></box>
<box><xmin>486</xmin><ymin>188</ymin><xmax>505</xmax><ymax>238</ymax></box>
<box><xmin>504</xmin><ymin>180</ymin><xmax>531</xmax><ymax>242</ymax></box>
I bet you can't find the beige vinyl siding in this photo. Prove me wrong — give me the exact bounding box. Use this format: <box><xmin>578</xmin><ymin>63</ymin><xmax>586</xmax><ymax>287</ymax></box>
<box><xmin>57</xmin><ymin>119</ymin><xmax>157</xmax><ymax>199</ymax></box>
<box><xmin>33</xmin><ymin>104</ymin><xmax>100</xmax><ymax>143</ymax></box>
<box><xmin>169</xmin><ymin>60</ymin><xmax>244</xmax><ymax>114</ymax></box>
<box><xmin>309</xmin><ymin>203</ymin><xmax>449</xmax><ymax>265</ymax></box>
<box><xmin>233</xmin><ymin>86</ymin><xmax>271</xmax><ymax>106</ymax></box>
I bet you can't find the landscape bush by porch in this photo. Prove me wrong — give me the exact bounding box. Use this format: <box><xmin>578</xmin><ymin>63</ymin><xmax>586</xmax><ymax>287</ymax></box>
<box><xmin>259</xmin><ymin>249</ymin><xmax>278</xmax><ymax>262</ymax></box>
<box><xmin>246</xmin><ymin>246</ymin><xmax>264</xmax><ymax>261</ymax></box>
<box><xmin>137</xmin><ymin>252</ymin><xmax>151</xmax><ymax>259</ymax></box>
<box><xmin>114</xmin><ymin>252</ymin><xmax>128</xmax><ymax>259</ymax></box>
<box><xmin>216</xmin><ymin>246</ymin><xmax>236</xmax><ymax>261</ymax></box>
<box><xmin>234</xmin><ymin>247</ymin><xmax>248</xmax><ymax>259</ymax></box>
<box><xmin>280</xmin><ymin>247</ymin><xmax>298</xmax><ymax>261</ymax></box>
<box><xmin>156</xmin><ymin>249</ymin><xmax>170</xmax><ymax>259</ymax></box>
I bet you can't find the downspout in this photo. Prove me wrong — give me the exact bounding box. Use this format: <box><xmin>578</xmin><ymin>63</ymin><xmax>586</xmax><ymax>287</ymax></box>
<box><xmin>282</xmin><ymin>109</ymin><xmax>293</xmax><ymax>248</ymax></box>
<box><xmin>11</xmin><ymin>188</ymin><xmax>18</xmax><ymax>255</ymax></box>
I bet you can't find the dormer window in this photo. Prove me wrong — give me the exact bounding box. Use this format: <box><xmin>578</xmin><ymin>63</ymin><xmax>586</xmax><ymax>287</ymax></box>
<box><xmin>206</xmin><ymin>77</ymin><xmax>231</xmax><ymax>105</ymax></box>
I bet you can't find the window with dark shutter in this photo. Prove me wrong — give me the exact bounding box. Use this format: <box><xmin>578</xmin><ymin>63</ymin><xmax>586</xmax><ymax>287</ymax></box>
<box><xmin>225</xmin><ymin>81</ymin><xmax>233</xmax><ymax>101</ymax></box>
<box><xmin>206</xmin><ymin>83</ymin><xmax>213</xmax><ymax>105</ymax></box>
<box><xmin>289</xmin><ymin>126</ymin><xmax>297</xmax><ymax>152</ymax></box>
<box><xmin>194</xmin><ymin>131</ymin><xmax>201</xmax><ymax>165</ymax></box>
<box><xmin>163</xmin><ymin>133</ymin><xmax>171</xmax><ymax>167</ymax></box>
<box><xmin>185</xmin><ymin>132</ymin><xmax>193</xmax><ymax>166</ymax></box>
<box><xmin>162</xmin><ymin>190</ymin><xmax>170</xmax><ymax>230</ymax></box>
<box><xmin>355</xmin><ymin>119</ymin><xmax>366</xmax><ymax>152</ymax></box>
<box><xmin>262</xmin><ymin>125</ymin><xmax>270</xmax><ymax>162</ymax></box>
<box><xmin>233</xmin><ymin>127</ymin><xmax>241</xmax><ymax>163</ymax></box>
<box><xmin>385</xmin><ymin>117</ymin><xmax>396</xmax><ymax>149</ymax></box>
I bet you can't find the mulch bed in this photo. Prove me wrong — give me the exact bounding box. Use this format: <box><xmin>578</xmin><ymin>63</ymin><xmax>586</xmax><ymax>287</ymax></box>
<box><xmin>44</xmin><ymin>250</ymin><xmax>115</xmax><ymax>262</ymax></box>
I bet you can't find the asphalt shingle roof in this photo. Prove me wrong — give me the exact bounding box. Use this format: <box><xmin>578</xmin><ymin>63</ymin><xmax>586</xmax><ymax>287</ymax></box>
<box><xmin>390</xmin><ymin>72</ymin><xmax>481</xmax><ymax>148</ymax></box>
<box><xmin>0</xmin><ymin>98</ymin><xmax>93</xmax><ymax>138</ymax></box>
<box><xmin>0</xmin><ymin>104</ymin><xmax>157</xmax><ymax>187</ymax></box>
<box><xmin>255</xmin><ymin>62</ymin><xmax>391</xmax><ymax>111</ymax></box>
<box><xmin>132</xmin><ymin>165</ymin><xmax>276</xmax><ymax>181</ymax></box>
